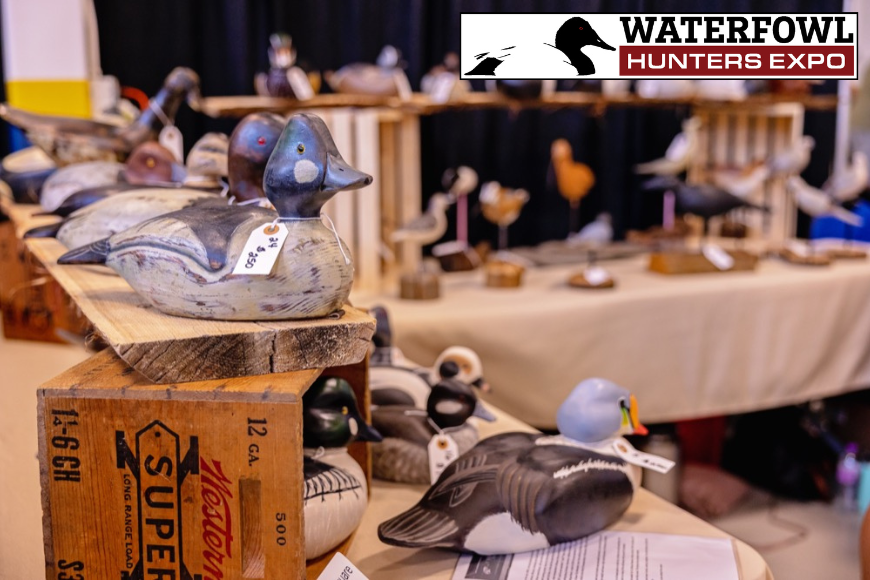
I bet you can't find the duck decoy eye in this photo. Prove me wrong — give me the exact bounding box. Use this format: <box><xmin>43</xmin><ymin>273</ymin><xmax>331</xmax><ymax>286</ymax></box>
<box><xmin>341</xmin><ymin>406</ymin><xmax>349</xmax><ymax>415</ymax></box>
<box><xmin>146</xmin><ymin>158</ymin><xmax>156</xmax><ymax>168</ymax></box>
<box><xmin>296</xmin><ymin>143</ymin><xmax>305</xmax><ymax>154</ymax></box>
<box><xmin>578</xmin><ymin>27</ymin><xmax>583</xmax><ymax>30</ymax></box>
<box><xmin>257</xmin><ymin>136</ymin><xmax>266</xmax><ymax>146</ymax></box>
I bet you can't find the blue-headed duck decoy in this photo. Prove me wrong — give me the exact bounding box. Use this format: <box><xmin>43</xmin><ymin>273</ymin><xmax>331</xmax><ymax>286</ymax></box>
<box><xmin>29</xmin><ymin>114</ymin><xmax>282</xmax><ymax>249</ymax></box>
<box><xmin>0</xmin><ymin>67</ymin><xmax>201</xmax><ymax>166</ymax></box>
<box><xmin>378</xmin><ymin>378</ymin><xmax>652</xmax><ymax>554</ymax></box>
<box><xmin>302</xmin><ymin>376</ymin><xmax>382</xmax><ymax>560</ymax></box>
<box><xmin>58</xmin><ymin>113</ymin><xmax>372</xmax><ymax>320</ymax></box>
<box><xmin>371</xmin><ymin>375</ymin><xmax>495</xmax><ymax>484</ymax></box>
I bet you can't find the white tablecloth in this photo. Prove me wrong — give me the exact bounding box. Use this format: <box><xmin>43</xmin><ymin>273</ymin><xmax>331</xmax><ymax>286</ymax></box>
<box><xmin>353</xmin><ymin>254</ymin><xmax>870</xmax><ymax>427</ymax></box>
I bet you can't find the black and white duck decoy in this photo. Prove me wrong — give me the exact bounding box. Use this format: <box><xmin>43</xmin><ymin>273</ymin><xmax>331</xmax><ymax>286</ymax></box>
<box><xmin>643</xmin><ymin>175</ymin><xmax>768</xmax><ymax>228</ymax></box>
<box><xmin>254</xmin><ymin>33</ymin><xmax>315</xmax><ymax>99</ymax></box>
<box><xmin>26</xmin><ymin>115</ymin><xmax>281</xmax><ymax>249</ymax></box>
<box><xmin>326</xmin><ymin>46</ymin><xmax>411</xmax><ymax>98</ymax></box>
<box><xmin>58</xmin><ymin>113</ymin><xmax>372</xmax><ymax>320</ymax></box>
<box><xmin>371</xmin><ymin>375</ymin><xmax>495</xmax><ymax>484</ymax></box>
<box><xmin>0</xmin><ymin>67</ymin><xmax>201</xmax><ymax>166</ymax></box>
<box><xmin>302</xmin><ymin>376</ymin><xmax>382</xmax><ymax>560</ymax></box>
<box><xmin>378</xmin><ymin>378</ymin><xmax>656</xmax><ymax>555</ymax></box>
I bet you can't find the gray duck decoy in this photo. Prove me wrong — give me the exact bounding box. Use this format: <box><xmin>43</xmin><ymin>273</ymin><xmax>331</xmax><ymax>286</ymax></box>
<box><xmin>58</xmin><ymin>113</ymin><xmax>372</xmax><ymax>321</ymax></box>
<box><xmin>326</xmin><ymin>46</ymin><xmax>410</xmax><ymax>97</ymax></box>
<box><xmin>28</xmin><ymin>114</ymin><xmax>283</xmax><ymax>249</ymax></box>
<box><xmin>0</xmin><ymin>67</ymin><xmax>202</xmax><ymax>166</ymax></box>
<box><xmin>378</xmin><ymin>378</ymin><xmax>651</xmax><ymax>555</ymax></box>
<box><xmin>302</xmin><ymin>376</ymin><xmax>382</xmax><ymax>560</ymax></box>
<box><xmin>0</xmin><ymin>147</ymin><xmax>56</xmax><ymax>204</ymax></box>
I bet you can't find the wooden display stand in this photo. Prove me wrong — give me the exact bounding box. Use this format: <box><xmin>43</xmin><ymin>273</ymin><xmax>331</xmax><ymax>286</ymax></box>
<box><xmin>399</xmin><ymin>271</ymin><xmax>440</xmax><ymax>300</ymax></box>
<box><xmin>0</xmin><ymin>201</ymin><xmax>90</xmax><ymax>343</ymax></box>
<box><xmin>484</xmin><ymin>261</ymin><xmax>525</xmax><ymax>288</ymax></box>
<box><xmin>776</xmin><ymin>247</ymin><xmax>832</xmax><ymax>266</ymax></box>
<box><xmin>648</xmin><ymin>250</ymin><xmax>759</xmax><ymax>275</ymax></box>
<box><xmin>38</xmin><ymin>349</ymin><xmax>373</xmax><ymax>580</ymax></box>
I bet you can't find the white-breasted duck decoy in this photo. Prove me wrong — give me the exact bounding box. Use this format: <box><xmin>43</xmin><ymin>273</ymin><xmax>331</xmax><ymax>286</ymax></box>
<box><xmin>823</xmin><ymin>151</ymin><xmax>868</xmax><ymax>203</ymax></box>
<box><xmin>0</xmin><ymin>67</ymin><xmax>202</xmax><ymax>166</ymax></box>
<box><xmin>391</xmin><ymin>193</ymin><xmax>454</xmax><ymax>246</ymax></box>
<box><xmin>26</xmin><ymin>116</ymin><xmax>281</xmax><ymax>248</ymax></box>
<box><xmin>466</xmin><ymin>17</ymin><xmax>615</xmax><ymax>78</ymax></box>
<box><xmin>378</xmin><ymin>378</ymin><xmax>655</xmax><ymax>555</ymax></box>
<box><xmin>58</xmin><ymin>113</ymin><xmax>372</xmax><ymax>320</ymax></box>
<box><xmin>371</xmin><ymin>375</ymin><xmax>495</xmax><ymax>484</ymax></box>
<box><xmin>326</xmin><ymin>46</ymin><xmax>411</xmax><ymax>98</ymax></box>
<box><xmin>0</xmin><ymin>147</ymin><xmax>56</xmax><ymax>204</ymax></box>
<box><xmin>788</xmin><ymin>175</ymin><xmax>863</xmax><ymax>226</ymax></box>
<box><xmin>768</xmin><ymin>136</ymin><xmax>815</xmax><ymax>177</ymax></box>
<box><xmin>302</xmin><ymin>376</ymin><xmax>382</xmax><ymax>560</ymax></box>
<box><xmin>421</xmin><ymin>52</ymin><xmax>471</xmax><ymax>103</ymax></box>
<box><xmin>635</xmin><ymin>117</ymin><xmax>702</xmax><ymax>176</ymax></box>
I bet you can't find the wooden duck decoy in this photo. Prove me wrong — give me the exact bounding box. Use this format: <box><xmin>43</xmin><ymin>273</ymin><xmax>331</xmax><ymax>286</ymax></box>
<box><xmin>421</xmin><ymin>53</ymin><xmax>471</xmax><ymax>103</ymax></box>
<box><xmin>326</xmin><ymin>46</ymin><xmax>412</xmax><ymax>99</ymax></box>
<box><xmin>302</xmin><ymin>376</ymin><xmax>382</xmax><ymax>560</ymax></box>
<box><xmin>29</xmin><ymin>114</ymin><xmax>283</xmax><ymax>250</ymax></box>
<box><xmin>58</xmin><ymin>113</ymin><xmax>372</xmax><ymax>320</ymax></box>
<box><xmin>254</xmin><ymin>33</ymin><xmax>315</xmax><ymax>99</ymax></box>
<box><xmin>378</xmin><ymin>378</ymin><xmax>667</xmax><ymax>555</ymax></box>
<box><xmin>38</xmin><ymin>159</ymin><xmax>126</xmax><ymax>213</ymax></box>
<box><xmin>371</xmin><ymin>375</ymin><xmax>496</xmax><ymax>484</ymax></box>
<box><xmin>0</xmin><ymin>67</ymin><xmax>202</xmax><ymax>166</ymax></box>
<box><xmin>0</xmin><ymin>147</ymin><xmax>56</xmax><ymax>204</ymax></box>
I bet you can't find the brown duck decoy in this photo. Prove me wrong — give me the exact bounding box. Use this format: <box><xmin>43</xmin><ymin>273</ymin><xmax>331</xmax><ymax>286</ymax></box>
<box><xmin>0</xmin><ymin>67</ymin><xmax>202</xmax><ymax>166</ymax></box>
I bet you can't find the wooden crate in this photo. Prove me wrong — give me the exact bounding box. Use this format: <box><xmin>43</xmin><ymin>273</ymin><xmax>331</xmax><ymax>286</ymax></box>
<box><xmin>38</xmin><ymin>349</ymin><xmax>373</xmax><ymax>580</ymax></box>
<box><xmin>0</xmin><ymin>201</ymin><xmax>90</xmax><ymax>343</ymax></box>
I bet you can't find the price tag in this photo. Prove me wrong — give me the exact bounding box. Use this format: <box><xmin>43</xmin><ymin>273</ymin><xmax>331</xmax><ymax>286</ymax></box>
<box><xmin>612</xmin><ymin>439</ymin><xmax>675</xmax><ymax>474</ymax></box>
<box><xmin>584</xmin><ymin>266</ymin><xmax>612</xmax><ymax>286</ymax></box>
<box><xmin>287</xmin><ymin>67</ymin><xmax>315</xmax><ymax>101</ymax></box>
<box><xmin>702</xmin><ymin>244</ymin><xmax>734</xmax><ymax>270</ymax></box>
<box><xmin>428</xmin><ymin>434</ymin><xmax>459</xmax><ymax>484</ymax></box>
<box><xmin>232</xmin><ymin>223</ymin><xmax>289</xmax><ymax>275</ymax></box>
<box><xmin>158</xmin><ymin>125</ymin><xmax>184</xmax><ymax>163</ymax></box>
<box><xmin>430</xmin><ymin>74</ymin><xmax>457</xmax><ymax>103</ymax></box>
<box><xmin>316</xmin><ymin>552</ymin><xmax>369</xmax><ymax>580</ymax></box>
<box><xmin>394</xmin><ymin>70</ymin><xmax>413</xmax><ymax>101</ymax></box>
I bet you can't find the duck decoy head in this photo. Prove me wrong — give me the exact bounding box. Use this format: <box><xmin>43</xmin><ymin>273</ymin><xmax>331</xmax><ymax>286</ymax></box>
<box><xmin>556</xmin><ymin>17</ymin><xmax>616</xmax><ymax>53</ymax></box>
<box><xmin>227</xmin><ymin>112</ymin><xmax>284</xmax><ymax>201</ymax></box>
<box><xmin>427</xmin><ymin>377</ymin><xmax>495</xmax><ymax>429</ymax></box>
<box><xmin>164</xmin><ymin>67</ymin><xmax>203</xmax><ymax>111</ymax></box>
<box><xmin>123</xmin><ymin>141</ymin><xmax>179</xmax><ymax>185</ymax></box>
<box><xmin>551</xmin><ymin>139</ymin><xmax>573</xmax><ymax>161</ymax></box>
<box><xmin>376</xmin><ymin>45</ymin><xmax>403</xmax><ymax>69</ymax></box>
<box><xmin>435</xmin><ymin>346</ymin><xmax>490</xmax><ymax>393</ymax></box>
<box><xmin>268</xmin><ymin>32</ymin><xmax>296</xmax><ymax>69</ymax></box>
<box><xmin>186</xmin><ymin>132</ymin><xmax>229</xmax><ymax>180</ymax></box>
<box><xmin>303</xmin><ymin>376</ymin><xmax>382</xmax><ymax>448</ymax></box>
<box><xmin>556</xmin><ymin>378</ymin><xmax>648</xmax><ymax>443</ymax></box>
<box><xmin>264</xmin><ymin>113</ymin><xmax>372</xmax><ymax>218</ymax></box>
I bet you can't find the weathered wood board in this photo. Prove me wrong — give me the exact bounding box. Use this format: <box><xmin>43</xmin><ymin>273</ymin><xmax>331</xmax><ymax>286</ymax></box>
<box><xmin>38</xmin><ymin>349</ymin><xmax>322</xmax><ymax>580</ymax></box>
<box><xmin>649</xmin><ymin>249</ymin><xmax>759</xmax><ymax>275</ymax></box>
<box><xmin>26</xmin><ymin>238</ymin><xmax>375</xmax><ymax>383</ymax></box>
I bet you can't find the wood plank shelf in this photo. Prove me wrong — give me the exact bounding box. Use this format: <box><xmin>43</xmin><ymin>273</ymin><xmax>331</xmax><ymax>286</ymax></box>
<box><xmin>200</xmin><ymin>91</ymin><xmax>839</xmax><ymax>118</ymax></box>
<box><xmin>26</xmin><ymin>237</ymin><xmax>375</xmax><ymax>384</ymax></box>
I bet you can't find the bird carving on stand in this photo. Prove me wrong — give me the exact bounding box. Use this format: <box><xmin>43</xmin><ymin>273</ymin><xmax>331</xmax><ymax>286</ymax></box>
<box><xmin>551</xmin><ymin>139</ymin><xmax>595</xmax><ymax>234</ymax></box>
<box><xmin>635</xmin><ymin>117</ymin><xmax>702</xmax><ymax>176</ymax></box>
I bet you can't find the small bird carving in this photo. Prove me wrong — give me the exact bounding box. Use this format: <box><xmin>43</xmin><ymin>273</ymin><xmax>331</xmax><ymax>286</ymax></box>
<box><xmin>823</xmin><ymin>151</ymin><xmax>868</xmax><ymax>203</ymax></box>
<box><xmin>479</xmin><ymin>181</ymin><xmax>529</xmax><ymax>227</ymax></box>
<box><xmin>788</xmin><ymin>176</ymin><xmax>863</xmax><ymax>227</ymax></box>
<box><xmin>551</xmin><ymin>139</ymin><xmax>595</xmax><ymax>206</ymax></box>
<box><xmin>391</xmin><ymin>193</ymin><xmax>455</xmax><ymax>245</ymax></box>
<box><xmin>768</xmin><ymin>136</ymin><xmax>815</xmax><ymax>177</ymax></box>
<box><xmin>635</xmin><ymin>117</ymin><xmax>702</xmax><ymax>176</ymax></box>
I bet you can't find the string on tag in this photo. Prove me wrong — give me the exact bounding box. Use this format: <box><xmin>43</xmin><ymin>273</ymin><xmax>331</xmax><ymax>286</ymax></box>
<box><xmin>269</xmin><ymin>213</ymin><xmax>351</xmax><ymax>265</ymax></box>
<box><xmin>149</xmin><ymin>100</ymin><xmax>172</xmax><ymax>127</ymax></box>
<box><xmin>321</xmin><ymin>213</ymin><xmax>351</xmax><ymax>265</ymax></box>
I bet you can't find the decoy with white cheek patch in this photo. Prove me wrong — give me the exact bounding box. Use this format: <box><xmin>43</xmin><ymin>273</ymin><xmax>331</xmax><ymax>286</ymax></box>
<box><xmin>25</xmin><ymin>115</ymin><xmax>282</xmax><ymax>248</ymax></box>
<box><xmin>302</xmin><ymin>376</ymin><xmax>382</xmax><ymax>560</ymax></box>
<box><xmin>378</xmin><ymin>378</ymin><xmax>660</xmax><ymax>555</ymax></box>
<box><xmin>57</xmin><ymin>113</ymin><xmax>372</xmax><ymax>320</ymax></box>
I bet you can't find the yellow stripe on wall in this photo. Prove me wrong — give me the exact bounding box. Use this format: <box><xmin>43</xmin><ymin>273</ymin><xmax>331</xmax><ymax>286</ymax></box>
<box><xmin>6</xmin><ymin>79</ymin><xmax>91</xmax><ymax>118</ymax></box>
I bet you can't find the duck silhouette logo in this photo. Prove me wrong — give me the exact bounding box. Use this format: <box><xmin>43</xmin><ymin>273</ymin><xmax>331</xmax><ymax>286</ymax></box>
<box><xmin>465</xmin><ymin>17</ymin><xmax>615</xmax><ymax>77</ymax></box>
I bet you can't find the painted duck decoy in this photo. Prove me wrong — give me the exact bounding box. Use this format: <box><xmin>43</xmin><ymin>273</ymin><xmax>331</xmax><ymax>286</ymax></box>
<box><xmin>466</xmin><ymin>17</ymin><xmax>615</xmax><ymax>78</ymax></box>
<box><xmin>302</xmin><ymin>376</ymin><xmax>382</xmax><ymax>560</ymax></box>
<box><xmin>38</xmin><ymin>159</ymin><xmax>126</xmax><ymax>213</ymax></box>
<box><xmin>371</xmin><ymin>375</ymin><xmax>495</xmax><ymax>484</ymax></box>
<box><xmin>0</xmin><ymin>67</ymin><xmax>202</xmax><ymax>166</ymax></box>
<box><xmin>378</xmin><ymin>378</ymin><xmax>658</xmax><ymax>555</ymax></box>
<box><xmin>635</xmin><ymin>117</ymin><xmax>702</xmax><ymax>176</ymax></box>
<box><xmin>326</xmin><ymin>46</ymin><xmax>411</xmax><ymax>98</ymax></box>
<box><xmin>421</xmin><ymin>52</ymin><xmax>470</xmax><ymax>103</ymax></box>
<box><xmin>58</xmin><ymin>113</ymin><xmax>372</xmax><ymax>320</ymax></box>
<box><xmin>0</xmin><ymin>147</ymin><xmax>56</xmax><ymax>204</ymax></box>
<box><xmin>254</xmin><ymin>33</ymin><xmax>315</xmax><ymax>99</ymax></box>
<box><xmin>788</xmin><ymin>175</ymin><xmax>863</xmax><ymax>226</ymax></box>
<box><xmin>644</xmin><ymin>175</ymin><xmax>768</xmax><ymax>229</ymax></box>
<box><xmin>30</xmin><ymin>114</ymin><xmax>282</xmax><ymax>251</ymax></box>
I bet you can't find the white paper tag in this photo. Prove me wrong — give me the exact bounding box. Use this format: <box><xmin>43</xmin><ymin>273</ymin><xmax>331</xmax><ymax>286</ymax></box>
<box><xmin>431</xmin><ymin>74</ymin><xmax>457</xmax><ymax>103</ymax></box>
<box><xmin>394</xmin><ymin>70</ymin><xmax>413</xmax><ymax>101</ymax></box>
<box><xmin>584</xmin><ymin>266</ymin><xmax>612</xmax><ymax>286</ymax></box>
<box><xmin>429</xmin><ymin>434</ymin><xmax>459</xmax><ymax>484</ymax></box>
<box><xmin>287</xmin><ymin>67</ymin><xmax>315</xmax><ymax>101</ymax></box>
<box><xmin>702</xmin><ymin>244</ymin><xmax>734</xmax><ymax>271</ymax></box>
<box><xmin>232</xmin><ymin>223</ymin><xmax>289</xmax><ymax>275</ymax></box>
<box><xmin>158</xmin><ymin>125</ymin><xmax>184</xmax><ymax>163</ymax></box>
<box><xmin>612</xmin><ymin>439</ymin><xmax>675</xmax><ymax>474</ymax></box>
<box><xmin>316</xmin><ymin>552</ymin><xmax>369</xmax><ymax>580</ymax></box>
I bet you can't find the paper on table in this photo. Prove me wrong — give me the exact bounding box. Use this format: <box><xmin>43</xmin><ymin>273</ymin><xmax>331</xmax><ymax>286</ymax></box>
<box><xmin>451</xmin><ymin>531</ymin><xmax>739</xmax><ymax>580</ymax></box>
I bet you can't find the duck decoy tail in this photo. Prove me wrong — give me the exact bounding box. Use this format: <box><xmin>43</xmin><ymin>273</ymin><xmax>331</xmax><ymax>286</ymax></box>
<box><xmin>58</xmin><ymin>238</ymin><xmax>110</xmax><ymax>265</ymax></box>
<box><xmin>23</xmin><ymin>222</ymin><xmax>63</xmax><ymax>239</ymax></box>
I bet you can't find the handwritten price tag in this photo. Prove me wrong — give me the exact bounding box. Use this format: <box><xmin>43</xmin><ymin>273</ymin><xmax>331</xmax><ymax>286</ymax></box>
<box><xmin>316</xmin><ymin>552</ymin><xmax>369</xmax><ymax>580</ymax></box>
<box><xmin>159</xmin><ymin>125</ymin><xmax>184</xmax><ymax>163</ymax></box>
<box><xmin>429</xmin><ymin>434</ymin><xmax>459</xmax><ymax>484</ymax></box>
<box><xmin>232</xmin><ymin>223</ymin><xmax>289</xmax><ymax>275</ymax></box>
<box><xmin>612</xmin><ymin>439</ymin><xmax>675</xmax><ymax>474</ymax></box>
<box><xmin>702</xmin><ymin>244</ymin><xmax>734</xmax><ymax>271</ymax></box>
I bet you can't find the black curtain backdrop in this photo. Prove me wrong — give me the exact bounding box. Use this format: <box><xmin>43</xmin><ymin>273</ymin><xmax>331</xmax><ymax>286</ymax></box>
<box><xmin>5</xmin><ymin>0</ymin><xmax>844</xmax><ymax>243</ymax></box>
